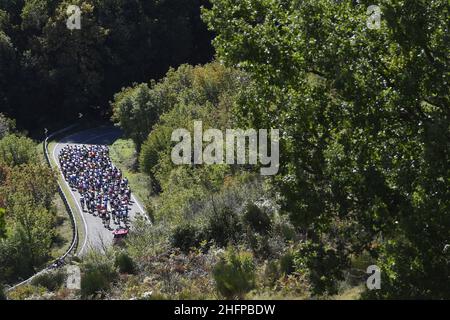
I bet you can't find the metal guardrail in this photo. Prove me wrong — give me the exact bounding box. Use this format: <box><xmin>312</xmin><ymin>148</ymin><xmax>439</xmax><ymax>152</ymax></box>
<box><xmin>44</xmin><ymin>126</ymin><xmax>80</xmax><ymax>260</ymax></box>
<box><xmin>5</xmin><ymin>125</ymin><xmax>80</xmax><ymax>293</ymax></box>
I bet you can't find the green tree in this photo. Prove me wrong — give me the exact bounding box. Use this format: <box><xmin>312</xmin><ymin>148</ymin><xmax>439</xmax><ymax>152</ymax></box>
<box><xmin>207</xmin><ymin>206</ymin><xmax>242</xmax><ymax>247</ymax></box>
<box><xmin>138</xmin><ymin>63</ymin><xmax>243</xmax><ymax>180</ymax></box>
<box><xmin>20</xmin><ymin>0</ymin><xmax>50</xmax><ymax>31</ymax></box>
<box><xmin>204</xmin><ymin>0</ymin><xmax>449</xmax><ymax>297</ymax></box>
<box><xmin>1</xmin><ymin>0</ymin><xmax>213</xmax><ymax>131</ymax></box>
<box><xmin>0</xmin><ymin>134</ymin><xmax>37</xmax><ymax>167</ymax></box>
<box><xmin>5</xmin><ymin>196</ymin><xmax>55</xmax><ymax>271</ymax></box>
<box><xmin>111</xmin><ymin>83</ymin><xmax>166</xmax><ymax>151</ymax></box>
<box><xmin>0</xmin><ymin>159</ymin><xmax>57</xmax><ymax>281</ymax></box>
<box><xmin>114</xmin><ymin>251</ymin><xmax>135</xmax><ymax>274</ymax></box>
<box><xmin>2</xmin><ymin>162</ymin><xmax>57</xmax><ymax>209</ymax></box>
<box><xmin>32</xmin><ymin>1</ymin><xmax>108</xmax><ymax>119</ymax></box>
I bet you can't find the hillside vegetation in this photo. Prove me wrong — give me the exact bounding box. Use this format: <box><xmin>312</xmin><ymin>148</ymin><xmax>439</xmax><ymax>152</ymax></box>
<box><xmin>1</xmin><ymin>0</ymin><xmax>449</xmax><ymax>300</ymax></box>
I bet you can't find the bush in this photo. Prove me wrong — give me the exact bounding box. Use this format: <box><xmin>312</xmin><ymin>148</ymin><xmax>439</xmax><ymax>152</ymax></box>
<box><xmin>246</xmin><ymin>232</ymin><xmax>271</xmax><ymax>258</ymax></box>
<box><xmin>170</xmin><ymin>223</ymin><xmax>204</xmax><ymax>253</ymax></box>
<box><xmin>31</xmin><ymin>270</ymin><xmax>66</xmax><ymax>291</ymax></box>
<box><xmin>294</xmin><ymin>241</ymin><xmax>348</xmax><ymax>296</ymax></box>
<box><xmin>0</xmin><ymin>284</ymin><xmax>5</xmax><ymax>300</ymax></box>
<box><xmin>242</xmin><ymin>203</ymin><xmax>271</xmax><ymax>234</ymax></box>
<box><xmin>81</xmin><ymin>270</ymin><xmax>111</xmax><ymax>298</ymax></box>
<box><xmin>264</xmin><ymin>260</ymin><xmax>281</xmax><ymax>285</ymax></box>
<box><xmin>207</xmin><ymin>207</ymin><xmax>242</xmax><ymax>247</ymax></box>
<box><xmin>213</xmin><ymin>247</ymin><xmax>256</xmax><ymax>299</ymax></box>
<box><xmin>81</xmin><ymin>251</ymin><xmax>118</xmax><ymax>298</ymax></box>
<box><xmin>279</xmin><ymin>251</ymin><xmax>296</xmax><ymax>276</ymax></box>
<box><xmin>0</xmin><ymin>134</ymin><xmax>37</xmax><ymax>167</ymax></box>
<box><xmin>7</xmin><ymin>284</ymin><xmax>46</xmax><ymax>300</ymax></box>
<box><xmin>115</xmin><ymin>251</ymin><xmax>135</xmax><ymax>274</ymax></box>
<box><xmin>272</xmin><ymin>214</ymin><xmax>296</xmax><ymax>241</ymax></box>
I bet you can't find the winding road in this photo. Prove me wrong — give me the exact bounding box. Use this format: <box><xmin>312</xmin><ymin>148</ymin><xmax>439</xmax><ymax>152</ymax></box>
<box><xmin>50</xmin><ymin>126</ymin><xmax>146</xmax><ymax>255</ymax></box>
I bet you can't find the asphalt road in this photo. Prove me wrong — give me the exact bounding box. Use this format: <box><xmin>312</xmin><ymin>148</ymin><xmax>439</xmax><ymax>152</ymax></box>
<box><xmin>51</xmin><ymin>126</ymin><xmax>147</xmax><ymax>255</ymax></box>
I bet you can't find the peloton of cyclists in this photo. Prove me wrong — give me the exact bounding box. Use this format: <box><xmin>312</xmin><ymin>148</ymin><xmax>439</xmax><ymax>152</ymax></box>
<box><xmin>59</xmin><ymin>144</ymin><xmax>133</xmax><ymax>231</ymax></box>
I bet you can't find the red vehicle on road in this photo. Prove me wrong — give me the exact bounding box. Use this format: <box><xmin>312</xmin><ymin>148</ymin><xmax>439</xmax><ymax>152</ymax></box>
<box><xmin>112</xmin><ymin>227</ymin><xmax>129</xmax><ymax>246</ymax></box>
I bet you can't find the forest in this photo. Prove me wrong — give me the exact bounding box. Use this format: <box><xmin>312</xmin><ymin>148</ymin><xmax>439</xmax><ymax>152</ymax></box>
<box><xmin>0</xmin><ymin>0</ymin><xmax>449</xmax><ymax>300</ymax></box>
<box><xmin>0</xmin><ymin>0</ymin><xmax>213</xmax><ymax>134</ymax></box>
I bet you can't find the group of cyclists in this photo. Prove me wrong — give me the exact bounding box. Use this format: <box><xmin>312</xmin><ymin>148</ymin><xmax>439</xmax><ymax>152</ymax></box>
<box><xmin>59</xmin><ymin>144</ymin><xmax>133</xmax><ymax>231</ymax></box>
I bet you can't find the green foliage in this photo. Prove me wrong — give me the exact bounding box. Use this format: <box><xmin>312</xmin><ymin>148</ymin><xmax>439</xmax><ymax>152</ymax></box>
<box><xmin>204</xmin><ymin>0</ymin><xmax>450</xmax><ymax>298</ymax></box>
<box><xmin>0</xmin><ymin>0</ymin><xmax>213</xmax><ymax>130</ymax></box>
<box><xmin>364</xmin><ymin>237</ymin><xmax>450</xmax><ymax>299</ymax></box>
<box><xmin>207</xmin><ymin>206</ymin><xmax>242</xmax><ymax>247</ymax></box>
<box><xmin>0</xmin><ymin>238</ymin><xmax>20</xmax><ymax>283</ymax></box>
<box><xmin>279</xmin><ymin>250</ymin><xmax>296</xmax><ymax>276</ymax></box>
<box><xmin>0</xmin><ymin>208</ymin><xmax>5</xmax><ymax>239</ymax></box>
<box><xmin>81</xmin><ymin>250</ymin><xmax>118</xmax><ymax>298</ymax></box>
<box><xmin>0</xmin><ymin>137</ymin><xmax>57</xmax><ymax>284</ymax></box>
<box><xmin>111</xmin><ymin>83</ymin><xmax>166</xmax><ymax>151</ymax></box>
<box><xmin>263</xmin><ymin>260</ymin><xmax>281</xmax><ymax>285</ymax></box>
<box><xmin>294</xmin><ymin>241</ymin><xmax>349</xmax><ymax>296</ymax></box>
<box><xmin>154</xmin><ymin>166</ymin><xmax>228</xmax><ymax>223</ymax></box>
<box><xmin>0</xmin><ymin>27</ymin><xmax>16</xmax><ymax>114</ymax></box>
<box><xmin>271</xmin><ymin>213</ymin><xmax>296</xmax><ymax>242</ymax></box>
<box><xmin>115</xmin><ymin>251</ymin><xmax>135</xmax><ymax>274</ymax></box>
<box><xmin>213</xmin><ymin>247</ymin><xmax>256</xmax><ymax>299</ymax></box>
<box><xmin>242</xmin><ymin>203</ymin><xmax>271</xmax><ymax>235</ymax></box>
<box><xmin>31</xmin><ymin>269</ymin><xmax>66</xmax><ymax>292</ymax></box>
<box><xmin>125</xmin><ymin>217</ymin><xmax>170</xmax><ymax>259</ymax></box>
<box><xmin>81</xmin><ymin>270</ymin><xmax>111</xmax><ymax>298</ymax></box>
<box><xmin>0</xmin><ymin>228</ymin><xmax>52</xmax><ymax>284</ymax></box>
<box><xmin>136</xmin><ymin>63</ymin><xmax>246</xmax><ymax>224</ymax></box>
<box><xmin>7</xmin><ymin>284</ymin><xmax>46</xmax><ymax>300</ymax></box>
<box><xmin>2</xmin><ymin>162</ymin><xmax>57</xmax><ymax>208</ymax></box>
<box><xmin>0</xmin><ymin>113</ymin><xmax>15</xmax><ymax>139</ymax></box>
<box><xmin>0</xmin><ymin>283</ymin><xmax>5</xmax><ymax>300</ymax></box>
<box><xmin>7</xmin><ymin>201</ymin><xmax>56</xmax><ymax>269</ymax></box>
<box><xmin>20</xmin><ymin>0</ymin><xmax>50</xmax><ymax>31</ymax></box>
<box><xmin>0</xmin><ymin>134</ymin><xmax>37</xmax><ymax>167</ymax></box>
<box><xmin>170</xmin><ymin>223</ymin><xmax>204</xmax><ymax>253</ymax></box>
<box><xmin>138</xmin><ymin>62</ymin><xmax>243</xmax><ymax>179</ymax></box>
<box><xmin>139</xmin><ymin>124</ymin><xmax>172</xmax><ymax>183</ymax></box>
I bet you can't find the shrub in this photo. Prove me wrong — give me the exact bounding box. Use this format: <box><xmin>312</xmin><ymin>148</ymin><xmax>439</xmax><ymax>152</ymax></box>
<box><xmin>7</xmin><ymin>284</ymin><xmax>46</xmax><ymax>300</ymax></box>
<box><xmin>294</xmin><ymin>241</ymin><xmax>348</xmax><ymax>295</ymax></box>
<box><xmin>213</xmin><ymin>247</ymin><xmax>256</xmax><ymax>299</ymax></box>
<box><xmin>246</xmin><ymin>232</ymin><xmax>271</xmax><ymax>258</ymax></box>
<box><xmin>0</xmin><ymin>134</ymin><xmax>37</xmax><ymax>167</ymax></box>
<box><xmin>80</xmin><ymin>251</ymin><xmax>118</xmax><ymax>298</ymax></box>
<box><xmin>0</xmin><ymin>284</ymin><xmax>5</xmax><ymax>300</ymax></box>
<box><xmin>80</xmin><ymin>270</ymin><xmax>111</xmax><ymax>298</ymax></box>
<box><xmin>207</xmin><ymin>207</ymin><xmax>242</xmax><ymax>247</ymax></box>
<box><xmin>272</xmin><ymin>213</ymin><xmax>296</xmax><ymax>241</ymax></box>
<box><xmin>242</xmin><ymin>203</ymin><xmax>271</xmax><ymax>235</ymax></box>
<box><xmin>279</xmin><ymin>251</ymin><xmax>296</xmax><ymax>276</ymax></box>
<box><xmin>115</xmin><ymin>251</ymin><xmax>135</xmax><ymax>274</ymax></box>
<box><xmin>170</xmin><ymin>223</ymin><xmax>204</xmax><ymax>253</ymax></box>
<box><xmin>31</xmin><ymin>270</ymin><xmax>66</xmax><ymax>291</ymax></box>
<box><xmin>264</xmin><ymin>260</ymin><xmax>281</xmax><ymax>285</ymax></box>
<box><xmin>126</xmin><ymin>218</ymin><xmax>170</xmax><ymax>258</ymax></box>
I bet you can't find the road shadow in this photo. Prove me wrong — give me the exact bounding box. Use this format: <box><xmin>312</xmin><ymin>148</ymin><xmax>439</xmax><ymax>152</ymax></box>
<box><xmin>58</xmin><ymin>127</ymin><xmax>123</xmax><ymax>146</ymax></box>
